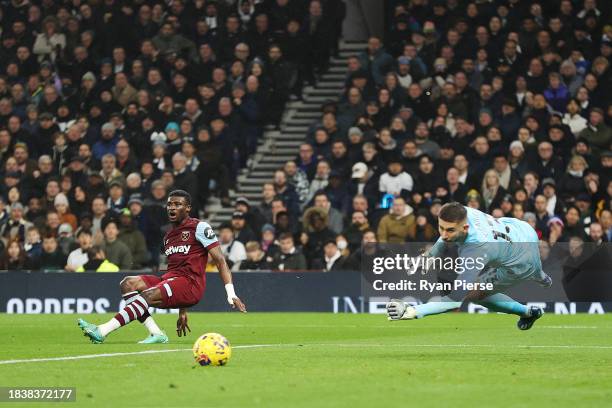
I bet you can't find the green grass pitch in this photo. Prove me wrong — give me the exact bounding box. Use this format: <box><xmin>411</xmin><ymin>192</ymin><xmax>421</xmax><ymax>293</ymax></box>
<box><xmin>1</xmin><ymin>313</ymin><xmax>611</xmax><ymax>408</ymax></box>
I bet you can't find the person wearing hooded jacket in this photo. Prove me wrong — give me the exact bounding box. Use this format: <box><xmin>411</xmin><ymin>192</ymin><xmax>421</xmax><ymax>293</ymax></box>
<box><xmin>376</xmin><ymin>197</ymin><xmax>416</xmax><ymax>244</ymax></box>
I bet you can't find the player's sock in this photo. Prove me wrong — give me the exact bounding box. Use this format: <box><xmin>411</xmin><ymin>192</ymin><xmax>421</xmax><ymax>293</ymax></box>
<box><xmin>122</xmin><ymin>291</ymin><xmax>162</xmax><ymax>334</ymax></box>
<box><xmin>123</xmin><ymin>291</ymin><xmax>152</xmax><ymax>322</ymax></box>
<box><xmin>141</xmin><ymin>316</ymin><xmax>163</xmax><ymax>336</ymax></box>
<box><xmin>477</xmin><ymin>293</ymin><xmax>528</xmax><ymax>316</ymax></box>
<box><xmin>413</xmin><ymin>301</ymin><xmax>462</xmax><ymax>318</ymax></box>
<box><xmin>99</xmin><ymin>295</ymin><xmax>150</xmax><ymax>336</ymax></box>
<box><xmin>98</xmin><ymin>318</ymin><xmax>121</xmax><ymax>337</ymax></box>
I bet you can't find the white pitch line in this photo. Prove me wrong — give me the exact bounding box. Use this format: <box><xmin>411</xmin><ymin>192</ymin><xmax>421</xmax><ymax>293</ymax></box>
<box><xmin>538</xmin><ymin>325</ymin><xmax>599</xmax><ymax>329</ymax></box>
<box><xmin>0</xmin><ymin>344</ymin><xmax>281</xmax><ymax>366</ymax></box>
<box><xmin>2</xmin><ymin>342</ymin><xmax>612</xmax><ymax>366</ymax></box>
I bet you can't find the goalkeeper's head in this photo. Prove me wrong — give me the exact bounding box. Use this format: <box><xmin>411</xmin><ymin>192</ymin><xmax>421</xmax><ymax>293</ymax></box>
<box><xmin>438</xmin><ymin>202</ymin><xmax>468</xmax><ymax>242</ymax></box>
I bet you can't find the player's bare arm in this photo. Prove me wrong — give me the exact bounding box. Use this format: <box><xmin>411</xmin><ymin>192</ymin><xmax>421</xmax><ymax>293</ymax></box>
<box><xmin>209</xmin><ymin>245</ymin><xmax>247</xmax><ymax>312</ymax></box>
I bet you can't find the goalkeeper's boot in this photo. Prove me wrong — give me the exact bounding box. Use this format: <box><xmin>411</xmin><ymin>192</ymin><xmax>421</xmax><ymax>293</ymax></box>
<box><xmin>78</xmin><ymin>318</ymin><xmax>105</xmax><ymax>344</ymax></box>
<box><xmin>517</xmin><ymin>306</ymin><xmax>544</xmax><ymax>330</ymax></box>
<box><xmin>387</xmin><ymin>299</ymin><xmax>417</xmax><ymax>321</ymax></box>
<box><xmin>138</xmin><ymin>333</ymin><xmax>169</xmax><ymax>344</ymax></box>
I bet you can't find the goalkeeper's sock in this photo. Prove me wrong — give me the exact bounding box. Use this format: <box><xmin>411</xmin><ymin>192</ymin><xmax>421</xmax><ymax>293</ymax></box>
<box><xmin>99</xmin><ymin>295</ymin><xmax>150</xmax><ymax>336</ymax></box>
<box><xmin>414</xmin><ymin>301</ymin><xmax>462</xmax><ymax>318</ymax></box>
<box><xmin>122</xmin><ymin>291</ymin><xmax>162</xmax><ymax>335</ymax></box>
<box><xmin>477</xmin><ymin>293</ymin><xmax>528</xmax><ymax>316</ymax></box>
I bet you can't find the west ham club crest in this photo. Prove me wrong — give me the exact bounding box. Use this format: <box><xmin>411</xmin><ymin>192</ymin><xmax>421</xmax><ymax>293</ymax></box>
<box><xmin>181</xmin><ymin>231</ymin><xmax>190</xmax><ymax>241</ymax></box>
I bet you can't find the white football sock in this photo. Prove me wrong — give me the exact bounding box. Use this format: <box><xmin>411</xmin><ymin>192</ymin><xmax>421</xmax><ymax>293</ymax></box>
<box><xmin>98</xmin><ymin>318</ymin><xmax>121</xmax><ymax>337</ymax></box>
<box><xmin>143</xmin><ymin>316</ymin><xmax>163</xmax><ymax>335</ymax></box>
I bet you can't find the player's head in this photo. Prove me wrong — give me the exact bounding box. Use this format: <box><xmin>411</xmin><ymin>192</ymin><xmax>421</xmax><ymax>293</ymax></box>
<box><xmin>438</xmin><ymin>202</ymin><xmax>468</xmax><ymax>242</ymax></box>
<box><xmin>167</xmin><ymin>189</ymin><xmax>192</xmax><ymax>223</ymax></box>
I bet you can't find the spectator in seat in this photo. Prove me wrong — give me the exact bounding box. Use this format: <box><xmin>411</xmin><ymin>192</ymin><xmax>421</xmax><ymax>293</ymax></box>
<box><xmin>588</xmin><ymin>222</ymin><xmax>606</xmax><ymax>245</ymax></box>
<box><xmin>231</xmin><ymin>211</ymin><xmax>257</xmax><ymax>245</ymax></box>
<box><xmin>578</xmin><ymin>108</ymin><xmax>611</xmax><ymax>154</ymax></box>
<box><xmin>529</xmin><ymin>141</ymin><xmax>565</xmax><ymax>182</ymax></box>
<box><xmin>76</xmin><ymin>245</ymin><xmax>120</xmax><ymax>272</ymax></box>
<box><xmin>1</xmin><ymin>202</ymin><xmax>32</xmax><ymax>244</ymax></box>
<box><xmin>377</xmin><ymin>197</ymin><xmax>416</xmax><ymax>244</ymax></box>
<box><xmin>343</xmin><ymin>210</ymin><xmax>370</xmax><ymax>253</ymax></box>
<box><xmin>118</xmin><ymin>208</ymin><xmax>149</xmax><ymax>268</ymax></box>
<box><xmin>93</xmin><ymin>123</ymin><xmax>120</xmax><ymax>161</ymax></box>
<box><xmin>271</xmin><ymin>232</ymin><xmax>307</xmax><ymax>271</ymax></box>
<box><xmin>563</xmin><ymin>99</ymin><xmax>588</xmax><ymax>137</ymax></box>
<box><xmin>301</xmin><ymin>206</ymin><xmax>336</xmax><ymax>267</ymax></box>
<box><xmin>481</xmin><ymin>169</ymin><xmax>507</xmax><ymax>213</ymax></box>
<box><xmin>171</xmin><ymin>152</ymin><xmax>199</xmax><ymax>213</ymax></box>
<box><xmin>541</xmin><ymin>178</ymin><xmax>565</xmax><ymax>217</ymax></box>
<box><xmin>312</xmin><ymin>239</ymin><xmax>347</xmax><ymax>271</ymax></box>
<box><xmin>57</xmin><ymin>223</ymin><xmax>76</xmax><ymax>256</ymax></box>
<box><xmin>379</xmin><ymin>158</ymin><xmax>413</xmax><ymax>197</ymax></box>
<box><xmin>273</xmin><ymin>169</ymin><xmax>300</xmax><ymax>219</ymax></box>
<box><xmin>534</xmin><ymin>195</ymin><xmax>551</xmax><ymax>238</ymax></box>
<box><xmin>558</xmin><ymin>155</ymin><xmax>589</xmax><ymax>200</ymax></box>
<box><xmin>65</xmin><ymin>228</ymin><xmax>93</xmax><ymax>272</ymax></box>
<box><xmin>260</xmin><ymin>224</ymin><xmax>279</xmax><ymax>259</ymax></box>
<box><xmin>258</xmin><ymin>183</ymin><xmax>276</xmax><ymax>224</ymax></box>
<box><xmin>32</xmin><ymin>16</ymin><xmax>65</xmax><ymax>63</ymax></box>
<box><xmin>100</xmin><ymin>154</ymin><xmax>126</xmax><ymax>188</ymax></box>
<box><xmin>344</xmin><ymin>229</ymin><xmax>379</xmax><ymax>271</ymax></box>
<box><xmin>313</xmin><ymin>192</ymin><xmax>344</xmax><ymax>235</ymax></box>
<box><xmin>359</xmin><ymin>36</ymin><xmax>393</xmax><ymax>86</ymax></box>
<box><xmin>219</xmin><ymin>222</ymin><xmax>247</xmax><ymax>272</ymax></box>
<box><xmin>307</xmin><ymin>160</ymin><xmax>330</xmax><ymax>206</ymax></box>
<box><xmin>37</xmin><ymin>234</ymin><xmax>67</xmax><ymax>271</ymax></box>
<box><xmin>24</xmin><ymin>226</ymin><xmax>42</xmax><ymax>261</ymax></box>
<box><xmin>235</xmin><ymin>196</ymin><xmax>265</xmax><ymax>241</ymax></box>
<box><xmin>414</xmin><ymin>154</ymin><xmax>445</xmax><ymax>199</ymax></box>
<box><xmin>240</xmin><ymin>241</ymin><xmax>271</xmax><ymax>271</ymax></box>
<box><xmin>0</xmin><ymin>239</ymin><xmax>35</xmax><ymax>270</ymax></box>
<box><xmin>54</xmin><ymin>193</ymin><xmax>77</xmax><ymax>231</ymax></box>
<box><xmin>284</xmin><ymin>160</ymin><xmax>309</xmax><ymax>206</ymax></box>
<box><xmin>102</xmin><ymin>219</ymin><xmax>133</xmax><ymax>270</ymax></box>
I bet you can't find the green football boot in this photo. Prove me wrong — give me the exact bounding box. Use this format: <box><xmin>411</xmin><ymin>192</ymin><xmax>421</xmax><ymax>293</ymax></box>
<box><xmin>138</xmin><ymin>333</ymin><xmax>169</xmax><ymax>344</ymax></box>
<box><xmin>78</xmin><ymin>318</ymin><xmax>105</xmax><ymax>344</ymax></box>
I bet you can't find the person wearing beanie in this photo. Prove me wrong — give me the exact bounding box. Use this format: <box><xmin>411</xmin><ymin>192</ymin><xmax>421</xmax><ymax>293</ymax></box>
<box><xmin>54</xmin><ymin>193</ymin><xmax>77</xmax><ymax>231</ymax></box>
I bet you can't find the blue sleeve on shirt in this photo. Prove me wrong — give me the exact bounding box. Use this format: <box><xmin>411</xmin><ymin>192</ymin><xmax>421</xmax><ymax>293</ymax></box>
<box><xmin>195</xmin><ymin>221</ymin><xmax>219</xmax><ymax>248</ymax></box>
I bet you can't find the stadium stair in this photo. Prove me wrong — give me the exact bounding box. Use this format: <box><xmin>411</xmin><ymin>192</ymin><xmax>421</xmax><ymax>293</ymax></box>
<box><xmin>205</xmin><ymin>40</ymin><xmax>367</xmax><ymax>227</ymax></box>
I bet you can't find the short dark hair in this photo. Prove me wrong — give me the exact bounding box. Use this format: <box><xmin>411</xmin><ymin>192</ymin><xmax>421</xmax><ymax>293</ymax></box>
<box><xmin>168</xmin><ymin>189</ymin><xmax>192</xmax><ymax>206</ymax></box>
<box><xmin>439</xmin><ymin>202</ymin><xmax>467</xmax><ymax>223</ymax></box>
<box><xmin>279</xmin><ymin>232</ymin><xmax>293</xmax><ymax>242</ymax></box>
<box><xmin>76</xmin><ymin>228</ymin><xmax>92</xmax><ymax>238</ymax></box>
<box><xmin>87</xmin><ymin>245</ymin><xmax>104</xmax><ymax>259</ymax></box>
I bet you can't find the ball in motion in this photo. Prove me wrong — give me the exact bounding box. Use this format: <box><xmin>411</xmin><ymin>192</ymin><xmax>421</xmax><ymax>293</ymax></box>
<box><xmin>192</xmin><ymin>333</ymin><xmax>231</xmax><ymax>366</ymax></box>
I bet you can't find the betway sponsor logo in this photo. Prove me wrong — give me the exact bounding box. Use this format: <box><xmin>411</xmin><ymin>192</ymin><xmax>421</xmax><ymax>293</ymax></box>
<box><xmin>165</xmin><ymin>245</ymin><xmax>191</xmax><ymax>256</ymax></box>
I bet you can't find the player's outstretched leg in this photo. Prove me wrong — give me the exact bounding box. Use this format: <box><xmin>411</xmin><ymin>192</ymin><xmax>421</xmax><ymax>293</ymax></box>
<box><xmin>78</xmin><ymin>318</ymin><xmax>105</xmax><ymax>344</ymax></box>
<box><xmin>387</xmin><ymin>299</ymin><xmax>462</xmax><ymax>320</ymax></box>
<box><xmin>516</xmin><ymin>306</ymin><xmax>545</xmax><ymax>330</ymax></box>
<box><xmin>477</xmin><ymin>293</ymin><xmax>529</xmax><ymax>316</ymax></box>
<box><xmin>121</xmin><ymin>277</ymin><xmax>167</xmax><ymax>344</ymax></box>
<box><xmin>78</xmin><ymin>290</ymin><xmax>161</xmax><ymax>343</ymax></box>
<box><xmin>477</xmin><ymin>293</ymin><xmax>544</xmax><ymax>330</ymax></box>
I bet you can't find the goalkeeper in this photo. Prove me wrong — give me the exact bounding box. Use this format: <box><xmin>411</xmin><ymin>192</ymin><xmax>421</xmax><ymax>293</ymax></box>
<box><xmin>387</xmin><ymin>202</ymin><xmax>552</xmax><ymax>330</ymax></box>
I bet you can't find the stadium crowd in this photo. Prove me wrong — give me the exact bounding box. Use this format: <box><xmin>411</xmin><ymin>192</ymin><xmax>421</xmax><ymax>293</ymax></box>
<box><xmin>218</xmin><ymin>0</ymin><xmax>612</xmax><ymax>272</ymax></box>
<box><xmin>0</xmin><ymin>0</ymin><xmax>345</xmax><ymax>271</ymax></box>
<box><xmin>0</xmin><ymin>0</ymin><xmax>610</xmax><ymax>275</ymax></box>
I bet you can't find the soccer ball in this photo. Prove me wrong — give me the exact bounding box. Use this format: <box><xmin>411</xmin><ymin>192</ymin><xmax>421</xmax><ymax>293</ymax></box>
<box><xmin>192</xmin><ymin>333</ymin><xmax>231</xmax><ymax>366</ymax></box>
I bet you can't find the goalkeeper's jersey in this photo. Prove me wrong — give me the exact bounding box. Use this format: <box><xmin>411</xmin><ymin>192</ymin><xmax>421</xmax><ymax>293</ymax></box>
<box><xmin>429</xmin><ymin>207</ymin><xmax>540</xmax><ymax>278</ymax></box>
